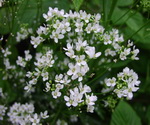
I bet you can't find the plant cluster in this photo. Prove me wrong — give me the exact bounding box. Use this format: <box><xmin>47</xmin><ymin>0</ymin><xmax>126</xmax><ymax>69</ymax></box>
<box><xmin>0</xmin><ymin>7</ymin><xmax>140</xmax><ymax>124</ymax></box>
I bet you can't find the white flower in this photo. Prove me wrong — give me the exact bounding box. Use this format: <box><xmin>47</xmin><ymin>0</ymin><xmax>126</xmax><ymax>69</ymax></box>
<box><xmin>67</xmin><ymin>63</ymin><xmax>77</xmax><ymax>76</ymax></box>
<box><xmin>85</xmin><ymin>23</ymin><xmax>93</xmax><ymax>34</ymax></box>
<box><xmin>85</xmin><ymin>94</ymin><xmax>97</xmax><ymax>106</ymax></box>
<box><xmin>55</xmin><ymin>74</ymin><xmax>63</xmax><ymax>83</ymax></box>
<box><xmin>87</xmin><ymin>105</ymin><xmax>94</xmax><ymax>113</ymax></box>
<box><xmin>3</xmin><ymin>58</ymin><xmax>13</xmax><ymax>69</ymax></box>
<box><xmin>31</xmin><ymin>36</ymin><xmax>44</xmax><ymax>48</ymax></box>
<box><xmin>114</xmin><ymin>67</ymin><xmax>140</xmax><ymax>99</ymax></box>
<box><xmin>34</xmin><ymin>50</ymin><xmax>54</xmax><ymax>68</ymax></box>
<box><xmin>37</xmin><ymin>26</ymin><xmax>48</xmax><ymax>35</ymax></box>
<box><xmin>16</xmin><ymin>56</ymin><xmax>26</xmax><ymax>67</ymax></box>
<box><xmin>8</xmin><ymin>103</ymin><xmax>35</xmax><ymax>125</ymax></box>
<box><xmin>41</xmin><ymin>72</ymin><xmax>49</xmax><ymax>81</ymax></box>
<box><xmin>64</xmin><ymin>96</ymin><xmax>74</xmax><ymax>107</ymax></box>
<box><xmin>75</xmin><ymin>55</ymin><xmax>87</xmax><ymax>66</ymax></box>
<box><xmin>30</xmin><ymin>113</ymin><xmax>40</xmax><ymax>125</ymax></box>
<box><xmin>40</xmin><ymin>110</ymin><xmax>49</xmax><ymax>119</ymax></box>
<box><xmin>75</xmin><ymin>20</ymin><xmax>83</xmax><ymax>32</ymax></box>
<box><xmin>2</xmin><ymin>48</ymin><xmax>11</xmax><ymax>57</ymax></box>
<box><xmin>44</xmin><ymin>82</ymin><xmax>51</xmax><ymax>92</ymax></box>
<box><xmin>56</xmin><ymin>84</ymin><xmax>64</xmax><ymax>90</ymax></box>
<box><xmin>60</xmin><ymin>75</ymin><xmax>71</xmax><ymax>84</ymax></box>
<box><xmin>0</xmin><ymin>105</ymin><xmax>7</xmax><ymax>120</ymax></box>
<box><xmin>105</xmin><ymin>77</ymin><xmax>116</xmax><ymax>87</ymax></box>
<box><xmin>50</xmin><ymin>30</ymin><xmax>64</xmax><ymax>43</ymax></box>
<box><xmin>25</xmin><ymin>50</ymin><xmax>32</xmax><ymax>61</ymax></box>
<box><xmin>29</xmin><ymin>78</ymin><xmax>37</xmax><ymax>85</ymax></box>
<box><xmin>95</xmin><ymin>13</ymin><xmax>101</xmax><ymax>22</ymax></box>
<box><xmin>61</xmin><ymin>21</ymin><xmax>71</xmax><ymax>34</ymax></box>
<box><xmin>24</xmin><ymin>83</ymin><xmax>32</xmax><ymax>92</ymax></box>
<box><xmin>64</xmin><ymin>87</ymin><xmax>84</xmax><ymax>107</ymax></box>
<box><xmin>131</xmin><ymin>48</ymin><xmax>139</xmax><ymax>60</ymax></box>
<box><xmin>103</xmin><ymin>34</ymin><xmax>112</xmax><ymax>45</ymax></box>
<box><xmin>52</xmin><ymin>89</ymin><xmax>61</xmax><ymax>98</ymax></box>
<box><xmin>120</xmin><ymin>48</ymin><xmax>131</xmax><ymax>60</ymax></box>
<box><xmin>26</xmin><ymin>71</ymin><xmax>32</xmax><ymax>78</ymax></box>
<box><xmin>92</xmin><ymin>23</ymin><xmax>104</xmax><ymax>33</ymax></box>
<box><xmin>79</xmin><ymin>10</ymin><xmax>91</xmax><ymax>23</ymax></box>
<box><xmin>85</xmin><ymin>46</ymin><xmax>101</xmax><ymax>59</ymax></box>
<box><xmin>79</xmin><ymin>83</ymin><xmax>91</xmax><ymax>94</ymax></box>
<box><xmin>16</xmin><ymin>26</ymin><xmax>32</xmax><ymax>42</ymax></box>
<box><xmin>75</xmin><ymin>39</ymin><xmax>88</xmax><ymax>51</ymax></box>
<box><xmin>63</xmin><ymin>43</ymin><xmax>76</xmax><ymax>58</ymax></box>
<box><xmin>105</xmin><ymin>49</ymin><xmax>116</xmax><ymax>57</ymax></box>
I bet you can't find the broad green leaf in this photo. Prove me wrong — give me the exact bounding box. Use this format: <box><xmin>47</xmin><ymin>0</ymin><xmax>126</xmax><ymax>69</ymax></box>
<box><xmin>126</xmin><ymin>12</ymin><xmax>144</xmax><ymax>37</ymax></box>
<box><xmin>111</xmin><ymin>7</ymin><xmax>130</xmax><ymax>25</ymax></box>
<box><xmin>111</xmin><ymin>101</ymin><xmax>142</xmax><ymax>125</ymax></box>
<box><xmin>72</xmin><ymin>0</ymin><xmax>84</xmax><ymax>11</ymax></box>
<box><xmin>117</xmin><ymin>0</ymin><xmax>134</xmax><ymax>6</ymax></box>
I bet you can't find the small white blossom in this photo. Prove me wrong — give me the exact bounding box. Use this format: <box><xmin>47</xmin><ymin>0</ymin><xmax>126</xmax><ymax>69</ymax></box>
<box><xmin>85</xmin><ymin>46</ymin><xmax>101</xmax><ymax>59</ymax></box>
<box><xmin>85</xmin><ymin>94</ymin><xmax>97</xmax><ymax>106</ymax></box>
<box><xmin>2</xmin><ymin>48</ymin><xmax>11</xmax><ymax>57</ymax></box>
<box><xmin>52</xmin><ymin>89</ymin><xmax>61</xmax><ymax>98</ymax></box>
<box><xmin>40</xmin><ymin>110</ymin><xmax>49</xmax><ymax>119</ymax></box>
<box><xmin>30</xmin><ymin>113</ymin><xmax>40</xmax><ymax>125</ymax></box>
<box><xmin>41</xmin><ymin>72</ymin><xmax>49</xmax><ymax>81</ymax></box>
<box><xmin>16</xmin><ymin>56</ymin><xmax>26</xmax><ymax>67</ymax></box>
<box><xmin>31</xmin><ymin>36</ymin><xmax>44</xmax><ymax>48</ymax></box>
<box><xmin>105</xmin><ymin>77</ymin><xmax>116</xmax><ymax>87</ymax></box>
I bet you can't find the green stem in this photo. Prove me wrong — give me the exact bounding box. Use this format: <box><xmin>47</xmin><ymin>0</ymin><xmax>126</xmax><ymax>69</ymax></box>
<box><xmin>107</xmin><ymin>0</ymin><xmax>118</xmax><ymax>25</ymax></box>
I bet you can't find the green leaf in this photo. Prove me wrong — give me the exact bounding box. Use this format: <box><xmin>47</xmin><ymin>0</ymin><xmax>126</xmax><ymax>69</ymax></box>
<box><xmin>126</xmin><ymin>12</ymin><xmax>144</xmax><ymax>37</ymax></box>
<box><xmin>111</xmin><ymin>101</ymin><xmax>142</xmax><ymax>125</ymax></box>
<box><xmin>117</xmin><ymin>0</ymin><xmax>134</xmax><ymax>6</ymax></box>
<box><xmin>72</xmin><ymin>0</ymin><xmax>84</xmax><ymax>11</ymax></box>
<box><xmin>111</xmin><ymin>7</ymin><xmax>130</xmax><ymax>25</ymax></box>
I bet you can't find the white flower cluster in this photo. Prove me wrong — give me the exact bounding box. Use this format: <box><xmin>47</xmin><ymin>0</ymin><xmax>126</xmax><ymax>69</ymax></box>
<box><xmin>16</xmin><ymin>25</ymin><xmax>33</xmax><ymax>42</ymax></box>
<box><xmin>103</xmin><ymin>67</ymin><xmax>140</xmax><ymax>100</ymax></box>
<box><xmin>7</xmin><ymin>103</ymin><xmax>49</xmax><ymax>125</ymax></box>
<box><xmin>1</xmin><ymin>47</ymin><xmax>18</xmax><ymax>80</ymax></box>
<box><xmin>0</xmin><ymin>5</ymin><xmax>141</xmax><ymax>124</ymax></box>
<box><xmin>104</xmin><ymin>31</ymin><xmax>139</xmax><ymax>61</ymax></box>
<box><xmin>30</xmin><ymin>7</ymin><xmax>139</xmax><ymax>63</ymax></box>
<box><xmin>25</xmin><ymin>50</ymin><xmax>54</xmax><ymax>91</ymax></box>
<box><xmin>16</xmin><ymin>50</ymin><xmax>32</xmax><ymax>67</ymax></box>
<box><xmin>63</xmin><ymin>40</ymin><xmax>101</xmax><ymax>82</ymax></box>
<box><xmin>64</xmin><ymin>83</ymin><xmax>97</xmax><ymax>113</ymax></box>
<box><xmin>21</xmin><ymin>7</ymin><xmax>140</xmax><ymax>113</ymax></box>
<box><xmin>0</xmin><ymin>105</ymin><xmax>7</xmax><ymax>120</ymax></box>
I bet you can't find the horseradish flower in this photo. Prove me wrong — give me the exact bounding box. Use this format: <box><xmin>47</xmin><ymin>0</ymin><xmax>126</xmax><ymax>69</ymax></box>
<box><xmin>105</xmin><ymin>77</ymin><xmax>116</xmax><ymax>87</ymax></box>
<box><xmin>85</xmin><ymin>46</ymin><xmax>101</xmax><ymax>59</ymax></box>
<box><xmin>30</xmin><ymin>36</ymin><xmax>44</xmax><ymax>48</ymax></box>
<box><xmin>40</xmin><ymin>111</ymin><xmax>49</xmax><ymax>119</ymax></box>
<box><xmin>30</xmin><ymin>113</ymin><xmax>40</xmax><ymax>125</ymax></box>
